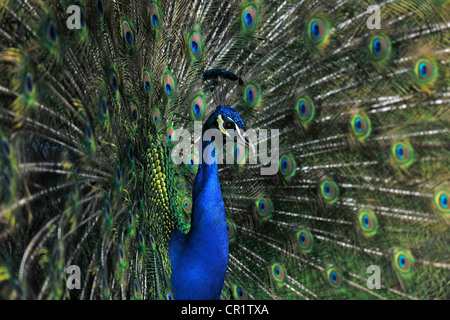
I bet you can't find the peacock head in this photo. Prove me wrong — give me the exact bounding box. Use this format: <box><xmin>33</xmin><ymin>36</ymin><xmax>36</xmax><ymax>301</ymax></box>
<box><xmin>203</xmin><ymin>105</ymin><xmax>255</xmax><ymax>154</ymax></box>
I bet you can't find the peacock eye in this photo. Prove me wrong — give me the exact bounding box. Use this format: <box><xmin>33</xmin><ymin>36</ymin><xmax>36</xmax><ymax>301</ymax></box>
<box><xmin>152</xmin><ymin>14</ymin><xmax>158</xmax><ymax>27</ymax></box>
<box><xmin>224</xmin><ymin>121</ymin><xmax>234</xmax><ymax>129</ymax></box>
<box><xmin>97</xmin><ymin>0</ymin><xmax>104</xmax><ymax>15</ymax></box>
<box><xmin>414</xmin><ymin>57</ymin><xmax>437</xmax><ymax>87</ymax></box>
<box><xmin>242</xmin><ymin>5</ymin><xmax>258</xmax><ymax>33</ymax></box>
<box><xmin>26</xmin><ymin>74</ymin><xmax>34</xmax><ymax>94</ymax></box>
<box><xmin>80</xmin><ymin>10</ymin><xmax>85</xmax><ymax>27</ymax></box>
<box><xmin>308</xmin><ymin>17</ymin><xmax>328</xmax><ymax>44</ymax></box>
<box><xmin>47</xmin><ymin>22</ymin><xmax>57</xmax><ymax>43</ymax></box>
<box><xmin>150</xmin><ymin>3</ymin><xmax>161</xmax><ymax>31</ymax></box>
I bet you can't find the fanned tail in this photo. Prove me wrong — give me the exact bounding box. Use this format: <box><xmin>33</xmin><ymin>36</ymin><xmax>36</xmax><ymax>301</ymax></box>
<box><xmin>0</xmin><ymin>0</ymin><xmax>448</xmax><ymax>300</ymax></box>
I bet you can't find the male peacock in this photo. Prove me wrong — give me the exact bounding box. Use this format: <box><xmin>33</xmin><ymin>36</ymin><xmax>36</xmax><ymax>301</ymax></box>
<box><xmin>0</xmin><ymin>0</ymin><xmax>449</xmax><ymax>300</ymax></box>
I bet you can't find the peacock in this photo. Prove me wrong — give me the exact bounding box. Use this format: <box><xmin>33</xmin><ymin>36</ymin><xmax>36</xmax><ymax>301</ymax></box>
<box><xmin>0</xmin><ymin>0</ymin><xmax>449</xmax><ymax>300</ymax></box>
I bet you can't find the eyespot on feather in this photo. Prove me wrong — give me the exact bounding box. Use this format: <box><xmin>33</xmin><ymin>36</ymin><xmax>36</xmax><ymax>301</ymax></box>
<box><xmin>255</xmin><ymin>197</ymin><xmax>273</xmax><ymax>219</ymax></box>
<box><xmin>326</xmin><ymin>268</ymin><xmax>343</xmax><ymax>288</ymax></box>
<box><xmin>181</xmin><ymin>197</ymin><xmax>192</xmax><ymax>213</ymax></box>
<box><xmin>191</xmin><ymin>95</ymin><xmax>206</xmax><ymax>121</ymax></box>
<box><xmin>121</xmin><ymin>19</ymin><xmax>134</xmax><ymax>48</ymax></box>
<box><xmin>46</xmin><ymin>21</ymin><xmax>58</xmax><ymax>43</ymax></box>
<box><xmin>414</xmin><ymin>57</ymin><xmax>438</xmax><ymax>87</ymax></box>
<box><xmin>242</xmin><ymin>5</ymin><xmax>258</xmax><ymax>33</ymax></box>
<box><xmin>393</xmin><ymin>250</ymin><xmax>414</xmax><ymax>276</ymax></box>
<box><xmin>244</xmin><ymin>84</ymin><xmax>260</xmax><ymax>108</ymax></box>
<box><xmin>351</xmin><ymin>113</ymin><xmax>371</xmax><ymax>140</ymax></box>
<box><xmin>166</xmin><ymin>126</ymin><xmax>174</xmax><ymax>145</ymax></box>
<box><xmin>186</xmin><ymin>153</ymin><xmax>199</xmax><ymax>174</ymax></box>
<box><xmin>188</xmin><ymin>31</ymin><xmax>203</xmax><ymax>58</ymax></box>
<box><xmin>152</xmin><ymin>108</ymin><xmax>161</xmax><ymax>127</ymax></box>
<box><xmin>357</xmin><ymin>209</ymin><xmax>378</xmax><ymax>236</ymax></box>
<box><xmin>150</xmin><ymin>3</ymin><xmax>161</xmax><ymax>30</ymax></box>
<box><xmin>295</xmin><ymin>97</ymin><xmax>315</xmax><ymax>125</ymax></box>
<box><xmin>271</xmin><ymin>263</ymin><xmax>286</xmax><ymax>283</ymax></box>
<box><xmin>177</xmin><ymin>178</ymin><xmax>186</xmax><ymax>192</ymax></box>
<box><xmin>369</xmin><ymin>34</ymin><xmax>391</xmax><ymax>61</ymax></box>
<box><xmin>320</xmin><ymin>180</ymin><xmax>339</xmax><ymax>204</ymax></box>
<box><xmin>233</xmin><ymin>284</ymin><xmax>247</xmax><ymax>300</ymax></box>
<box><xmin>308</xmin><ymin>17</ymin><xmax>328</xmax><ymax>44</ymax></box>
<box><xmin>143</xmin><ymin>71</ymin><xmax>152</xmax><ymax>95</ymax></box>
<box><xmin>279</xmin><ymin>155</ymin><xmax>296</xmax><ymax>179</ymax></box>
<box><xmin>163</xmin><ymin>73</ymin><xmax>176</xmax><ymax>98</ymax></box>
<box><xmin>96</xmin><ymin>0</ymin><xmax>104</xmax><ymax>16</ymax></box>
<box><xmin>391</xmin><ymin>141</ymin><xmax>414</xmax><ymax>168</ymax></box>
<box><xmin>297</xmin><ymin>229</ymin><xmax>314</xmax><ymax>253</ymax></box>
<box><xmin>227</xmin><ymin>220</ymin><xmax>236</xmax><ymax>240</ymax></box>
<box><xmin>130</xmin><ymin>104</ymin><xmax>138</xmax><ymax>127</ymax></box>
<box><xmin>433</xmin><ymin>188</ymin><xmax>449</xmax><ymax>216</ymax></box>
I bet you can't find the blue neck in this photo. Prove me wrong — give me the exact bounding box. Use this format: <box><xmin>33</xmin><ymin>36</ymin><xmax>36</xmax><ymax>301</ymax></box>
<box><xmin>169</xmin><ymin>137</ymin><xmax>229</xmax><ymax>300</ymax></box>
<box><xmin>192</xmin><ymin>139</ymin><xmax>226</xmax><ymax>230</ymax></box>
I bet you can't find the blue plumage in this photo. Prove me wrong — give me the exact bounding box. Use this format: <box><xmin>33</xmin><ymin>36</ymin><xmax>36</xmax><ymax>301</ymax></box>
<box><xmin>169</xmin><ymin>106</ymin><xmax>247</xmax><ymax>299</ymax></box>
